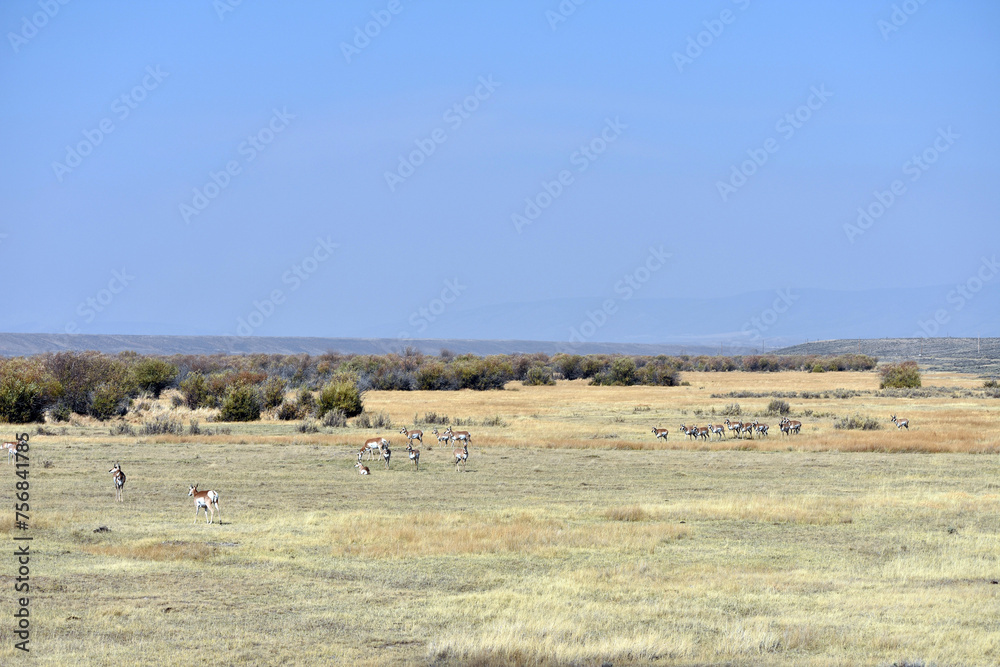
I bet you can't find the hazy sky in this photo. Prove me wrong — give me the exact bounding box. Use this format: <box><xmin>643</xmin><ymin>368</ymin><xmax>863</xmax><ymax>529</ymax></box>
<box><xmin>2</xmin><ymin>1</ymin><xmax>998</xmax><ymax>343</ymax></box>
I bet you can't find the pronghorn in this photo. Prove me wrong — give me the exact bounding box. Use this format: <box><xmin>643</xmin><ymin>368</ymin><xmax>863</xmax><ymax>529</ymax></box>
<box><xmin>355</xmin><ymin>452</ymin><xmax>370</xmax><ymax>475</ymax></box>
<box><xmin>679</xmin><ymin>424</ymin><xmax>697</xmax><ymax>440</ymax></box>
<box><xmin>431</xmin><ymin>428</ymin><xmax>452</xmax><ymax>445</ymax></box>
<box><xmin>739</xmin><ymin>422</ymin><xmax>755</xmax><ymax>439</ymax></box>
<box><xmin>379</xmin><ymin>441</ymin><xmax>391</xmax><ymax>469</ymax></box>
<box><xmin>108</xmin><ymin>463</ymin><xmax>126</xmax><ymax>502</ymax></box>
<box><xmin>724</xmin><ymin>419</ymin><xmax>743</xmax><ymax>438</ymax></box>
<box><xmin>891</xmin><ymin>415</ymin><xmax>909</xmax><ymax>430</ymax></box>
<box><xmin>779</xmin><ymin>420</ymin><xmax>791</xmax><ymax>436</ymax></box>
<box><xmin>444</xmin><ymin>426</ymin><xmax>472</xmax><ymax>445</ymax></box>
<box><xmin>694</xmin><ymin>425</ymin><xmax>710</xmax><ymax>440</ymax></box>
<box><xmin>779</xmin><ymin>417</ymin><xmax>802</xmax><ymax>435</ymax></box>
<box><xmin>399</xmin><ymin>427</ymin><xmax>423</xmax><ymax>447</ymax></box>
<box><xmin>188</xmin><ymin>485</ymin><xmax>221</xmax><ymax>524</ymax></box>
<box><xmin>651</xmin><ymin>427</ymin><xmax>669</xmax><ymax>441</ymax></box>
<box><xmin>360</xmin><ymin>437</ymin><xmax>388</xmax><ymax>461</ymax></box>
<box><xmin>453</xmin><ymin>443</ymin><xmax>469</xmax><ymax>472</ymax></box>
<box><xmin>754</xmin><ymin>421</ymin><xmax>769</xmax><ymax>437</ymax></box>
<box><xmin>3</xmin><ymin>441</ymin><xmax>18</xmax><ymax>465</ymax></box>
<box><xmin>707</xmin><ymin>424</ymin><xmax>726</xmax><ymax>440</ymax></box>
<box><xmin>406</xmin><ymin>442</ymin><xmax>420</xmax><ymax>470</ymax></box>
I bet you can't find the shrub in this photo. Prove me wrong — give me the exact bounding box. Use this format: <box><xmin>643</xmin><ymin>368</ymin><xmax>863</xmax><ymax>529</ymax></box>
<box><xmin>811</xmin><ymin>363</ymin><xmax>826</xmax><ymax>373</ymax></box>
<box><xmin>50</xmin><ymin>402</ymin><xmax>72</xmax><ymax>423</ymax></box>
<box><xmin>321</xmin><ymin>409</ymin><xmax>347</xmax><ymax>428</ymax></box>
<box><xmin>722</xmin><ymin>403</ymin><xmax>742</xmax><ymax>417</ymax></box>
<box><xmin>0</xmin><ymin>376</ymin><xmax>45</xmax><ymax>423</ymax></box>
<box><xmin>130</xmin><ymin>358</ymin><xmax>179</xmax><ymax>397</ymax></box>
<box><xmin>276</xmin><ymin>401</ymin><xmax>302</xmax><ymax>421</ymax></box>
<box><xmin>189</xmin><ymin>420</ymin><xmax>202</xmax><ymax>435</ymax></box>
<box><xmin>140</xmin><ymin>416</ymin><xmax>184</xmax><ymax>435</ymax></box>
<box><xmin>108</xmin><ymin>421</ymin><xmax>136</xmax><ymax>437</ymax></box>
<box><xmin>523</xmin><ymin>366</ymin><xmax>556</xmax><ymax>386</ymax></box>
<box><xmin>317</xmin><ymin>381</ymin><xmax>363</xmax><ymax>419</ymax></box>
<box><xmin>880</xmin><ymin>361</ymin><xmax>922</xmax><ymax>389</ymax></box>
<box><xmin>89</xmin><ymin>383</ymin><xmax>130</xmax><ymax>421</ymax></box>
<box><xmin>260</xmin><ymin>377</ymin><xmax>286</xmax><ymax>410</ymax></box>
<box><xmin>179</xmin><ymin>372</ymin><xmax>208</xmax><ymax>409</ymax></box>
<box><xmin>833</xmin><ymin>414</ymin><xmax>882</xmax><ymax>430</ymax></box>
<box><xmin>765</xmin><ymin>399</ymin><xmax>791</xmax><ymax>416</ymax></box>
<box><xmin>297</xmin><ymin>420</ymin><xmax>320</xmax><ymax>434</ymax></box>
<box><xmin>297</xmin><ymin>388</ymin><xmax>316</xmax><ymax>416</ymax></box>
<box><xmin>354</xmin><ymin>410</ymin><xmax>391</xmax><ymax>429</ymax></box>
<box><xmin>218</xmin><ymin>384</ymin><xmax>261</xmax><ymax>422</ymax></box>
<box><xmin>984</xmin><ymin>379</ymin><xmax>998</xmax><ymax>389</ymax></box>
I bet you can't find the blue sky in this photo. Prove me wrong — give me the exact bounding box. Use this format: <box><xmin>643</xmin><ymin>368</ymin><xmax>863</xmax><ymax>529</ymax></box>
<box><xmin>2</xmin><ymin>1</ymin><xmax>998</xmax><ymax>344</ymax></box>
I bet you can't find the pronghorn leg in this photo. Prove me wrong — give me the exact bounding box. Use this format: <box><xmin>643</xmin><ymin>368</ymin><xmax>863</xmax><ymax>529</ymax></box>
<box><xmin>216</xmin><ymin>502</ymin><xmax>221</xmax><ymax>525</ymax></box>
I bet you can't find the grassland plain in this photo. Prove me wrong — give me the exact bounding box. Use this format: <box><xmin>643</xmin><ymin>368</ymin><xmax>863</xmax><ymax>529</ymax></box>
<box><xmin>1</xmin><ymin>371</ymin><xmax>998</xmax><ymax>665</ymax></box>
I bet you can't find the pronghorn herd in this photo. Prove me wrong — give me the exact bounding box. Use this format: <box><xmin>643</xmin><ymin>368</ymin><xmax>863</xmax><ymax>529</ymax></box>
<box><xmin>354</xmin><ymin>426</ymin><xmax>472</xmax><ymax>476</ymax></box>
<box><xmin>653</xmin><ymin>414</ymin><xmax>911</xmax><ymax>441</ymax></box>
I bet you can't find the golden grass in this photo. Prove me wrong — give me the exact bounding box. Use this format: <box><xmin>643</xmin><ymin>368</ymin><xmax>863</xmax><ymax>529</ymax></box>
<box><xmin>3</xmin><ymin>370</ymin><xmax>999</xmax><ymax>665</ymax></box>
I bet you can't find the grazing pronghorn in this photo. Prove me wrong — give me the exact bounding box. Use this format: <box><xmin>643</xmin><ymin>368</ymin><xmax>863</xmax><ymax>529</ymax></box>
<box><xmin>188</xmin><ymin>485</ymin><xmax>221</xmax><ymax>524</ymax></box>
<box><xmin>431</xmin><ymin>428</ymin><xmax>452</xmax><ymax>445</ymax></box>
<box><xmin>724</xmin><ymin>419</ymin><xmax>743</xmax><ymax>438</ymax></box>
<box><xmin>679</xmin><ymin>424</ymin><xmax>697</xmax><ymax>440</ymax></box>
<box><xmin>108</xmin><ymin>463</ymin><xmax>126</xmax><ymax>502</ymax></box>
<box><xmin>355</xmin><ymin>452</ymin><xmax>370</xmax><ymax>475</ymax></box>
<box><xmin>651</xmin><ymin>427</ymin><xmax>669</xmax><ymax>441</ymax></box>
<box><xmin>444</xmin><ymin>426</ymin><xmax>472</xmax><ymax>445</ymax></box>
<box><xmin>406</xmin><ymin>443</ymin><xmax>420</xmax><ymax>470</ymax></box>
<box><xmin>453</xmin><ymin>443</ymin><xmax>469</xmax><ymax>472</ymax></box>
<box><xmin>379</xmin><ymin>441</ymin><xmax>391</xmax><ymax>469</ymax></box>
<box><xmin>360</xmin><ymin>437</ymin><xmax>388</xmax><ymax>461</ymax></box>
<box><xmin>891</xmin><ymin>415</ymin><xmax>909</xmax><ymax>430</ymax></box>
<box><xmin>707</xmin><ymin>424</ymin><xmax>726</xmax><ymax>440</ymax></box>
<box><xmin>399</xmin><ymin>427</ymin><xmax>423</xmax><ymax>447</ymax></box>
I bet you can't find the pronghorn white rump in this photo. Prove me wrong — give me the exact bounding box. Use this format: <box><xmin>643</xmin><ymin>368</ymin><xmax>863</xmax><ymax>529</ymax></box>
<box><xmin>400</xmin><ymin>427</ymin><xmax>423</xmax><ymax>446</ymax></box>
<box><xmin>188</xmin><ymin>485</ymin><xmax>221</xmax><ymax>524</ymax></box>
<box><xmin>651</xmin><ymin>427</ymin><xmax>669</xmax><ymax>441</ymax></box>
<box><xmin>444</xmin><ymin>426</ymin><xmax>471</xmax><ymax>445</ymax></box>
<box><xmin>891</xmin><ymin>415</ymin><xmax>909</xmax><ymax>429</ymax></box>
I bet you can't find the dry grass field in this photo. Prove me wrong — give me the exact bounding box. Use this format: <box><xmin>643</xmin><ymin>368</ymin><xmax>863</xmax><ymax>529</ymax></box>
<box><xmin>2</xmin><ymin>370</ymin><xmax>998</xmax><ymax>665</ymax></box>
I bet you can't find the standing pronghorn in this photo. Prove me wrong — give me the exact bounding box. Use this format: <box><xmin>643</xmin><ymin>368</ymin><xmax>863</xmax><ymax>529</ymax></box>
<box><xmin>108</xmin><ymin>463</ymin><xmax>126</xmax><ymax>502</ymax></box>
<box><xmin>694</xmin><ymin>425</ymin><xmax>710</xmax><ymax>441</ymax></box>
<box><xmin>3</xmin><ymin>441</ymin><xmax>18</xmax><ymax>465</ymax></box>
<box><xmin>355</xmin><ymin>452</ymin><xmax>370</xmax><ymax>475</ymax></box>
<box><xmin>679</xmin><ymin>424</ymin><xmax>697</xmax><ymax>440</ymax></box>
<box><xmin>724</xmin><ymin>419</ymin><xmax>743</xmax><ymax>438</ymax></box>
<box><xmin>891</xmin><ymin>415</ymin><xmax>909</xmax><ymax>430</ymax></box>
<box><xmin>399</xmin><ymin>427</ymin><xmax>423</xmax><ymax>447</ymax></box>
<box><xmin>188</xmin><ymin>485</ymin><xmax>221</xmax><ymax>524</ymax></box>
<box><xmin>453</xmin><ymin>443</ymin><xmax>469</xmax><ymax>472</ymax></box>
<box><xmin>406</xmin><ymin>443</ymin><xmax>420</xmax><ymax>470</ymax></box>
<box><xmin>707</xmin><ymin>424</ymin><xmax>726</xmax><ymax>440</ymax></box>
<box><xmin>779</xmin><ymin>417</ymin><xmax>802</xmax><ymax>435</ymax></box>
<box><xmin>739</xmin><ymin>422</ymin><xmax>755</xmax><ymax>439</ymax></box>
<box><xmin>379</xmin><ymin>441</ymin><xmax>391</xmax><ymax>469</ymax></box>
<box><xmin>360</xmin><ymin>437</ymin><xmax>389</xmax><ymax>461</ymax></box>
<box><xmin>431</xmin><ymin>428</ymin><xmax>452</xmax><ymax>445</ymax></box>
<box><xmin>444</xmin><ymin>426</ymin><xmax>472</xmax><ymax>446</ymax></box>
<box><xmin>754</xmin><ymin>421</ymin><xmax>769</xmax><ymax>437</ymax></box>
<box><xmin>651</xmin><ymin>427</ymin><xmax>669</xmax><ymax>442</ymax></box>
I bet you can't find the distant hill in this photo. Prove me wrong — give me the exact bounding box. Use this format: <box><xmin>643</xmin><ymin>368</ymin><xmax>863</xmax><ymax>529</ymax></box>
<box><xmin>774</xmin><ymin>338</ymin><xmax>1000</xmax><ymax>375</ymax></box>
<box><xmin>0</xmin><ymin>333</ymin><xmax>741</xmax><ymax>358</ymax></box>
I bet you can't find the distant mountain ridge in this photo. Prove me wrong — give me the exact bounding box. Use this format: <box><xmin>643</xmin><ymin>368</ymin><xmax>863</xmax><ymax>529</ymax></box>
<box><xmin>0</xmin><ymin>333</ymin><xmax>741</xmax><ymax>358</ymax></box>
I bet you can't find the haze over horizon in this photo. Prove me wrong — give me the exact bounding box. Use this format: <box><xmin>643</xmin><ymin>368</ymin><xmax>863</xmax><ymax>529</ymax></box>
<box><xmin>2</xmin><ymin>1</ymin><xmax>998</xmax><ymax>346</ymax></box>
